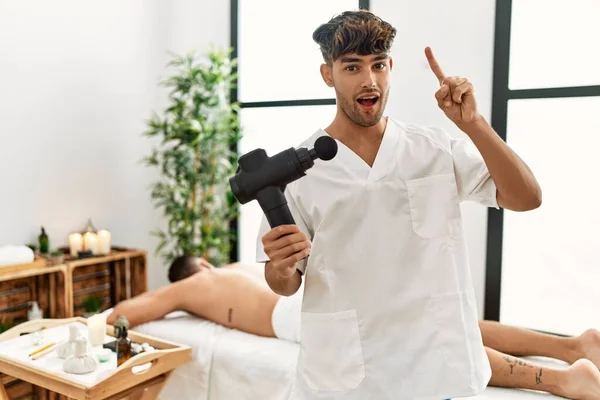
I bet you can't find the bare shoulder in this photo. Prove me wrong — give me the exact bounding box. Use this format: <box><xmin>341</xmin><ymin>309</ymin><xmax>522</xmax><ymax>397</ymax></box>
<box><xmin>223</xmin><ymin>262</ymin><xmax>266</xmax><ymax>281</ymax></box>
<box><xmin>145</xmin><ymin>274</ymin><xmax>203</xmax><ymax>306</ymax></box>
<box><xmin>177</xmin><ymin>272</ymin><xmax>210</xmax><ymax>292</ymax></box>
<box><xmin>176</xmin><ymin>271</ymin><xmax>216</xmax><ymax>304</ymax></box>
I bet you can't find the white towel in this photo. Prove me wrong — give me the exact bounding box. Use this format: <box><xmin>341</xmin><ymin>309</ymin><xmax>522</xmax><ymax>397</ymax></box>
<box><xmin>0</xmin><ymin>245</ymin><xmax>35</xmax><ymax>267</ymax></box>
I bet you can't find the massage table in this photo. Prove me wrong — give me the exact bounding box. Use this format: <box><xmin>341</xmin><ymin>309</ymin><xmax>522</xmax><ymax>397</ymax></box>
<box><xmin>131</xmin><ymin>311</ymin><xmax>566</xmax><ymax>399</ymax></box>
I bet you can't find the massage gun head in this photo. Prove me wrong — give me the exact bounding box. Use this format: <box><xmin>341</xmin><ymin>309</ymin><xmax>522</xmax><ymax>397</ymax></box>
<box><xmin>312</xmin><ymin>135</ymin><xmax>338</xmax><ymax>161</ymax></box>
<box><xmin>229</xmin><ymin>136</ymin><xmax>338</xmax><ymax>205</ymax></box>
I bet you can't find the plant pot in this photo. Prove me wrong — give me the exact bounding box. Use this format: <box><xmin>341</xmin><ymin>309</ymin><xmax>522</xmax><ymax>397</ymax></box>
<box><xmin>49</xmin><ymin>254</ymin><xmax>64</xmax><ymax>265</ymax></box>
<box><xmin>83</xmin><ymin>312</ymin><xmax>98</xmax><ymax>318</ymax></box>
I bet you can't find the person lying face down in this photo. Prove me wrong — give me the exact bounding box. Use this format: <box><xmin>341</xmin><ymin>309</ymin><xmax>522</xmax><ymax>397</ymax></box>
<box><xmin>107</xmin><ymin>255</ymin><xmax>282</xmax><ymax>338</ymax></box>
<box><xmin>108</xmin><ymin>257</ymin><xmax>600</xmax><ymax>399</ymax></box>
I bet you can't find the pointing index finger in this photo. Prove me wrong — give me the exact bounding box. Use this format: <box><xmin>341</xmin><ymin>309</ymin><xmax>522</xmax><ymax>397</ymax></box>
<box><xmin>425</xmin><ymin>46</ymin><xmax>446</xmax><ymax>84</ymax></box>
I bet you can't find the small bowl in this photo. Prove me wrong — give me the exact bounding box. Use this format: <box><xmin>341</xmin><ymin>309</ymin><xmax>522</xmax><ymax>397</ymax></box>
<box><xmin>95</xmin><ymin>348</ymin><xmax>112</xmax><ymax>363</ymax></box>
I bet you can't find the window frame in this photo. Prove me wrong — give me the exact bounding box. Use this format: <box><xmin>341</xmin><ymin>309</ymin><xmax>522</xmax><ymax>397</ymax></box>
<box><xmin>228</xmin><ymin>0</ymin><xmax>370</xmax><ymax>262</ymax></box>
<box><xmin>484</xmin><ymin>0</ymin><xmax>600</xmax><ymax>327</ymax></box>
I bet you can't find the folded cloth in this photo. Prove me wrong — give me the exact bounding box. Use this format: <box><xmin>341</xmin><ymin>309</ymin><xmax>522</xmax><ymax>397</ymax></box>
<box><xmin>0</xmin><ymin>245</ymin><xmax>35</xmax><ymax>267</ymax></box>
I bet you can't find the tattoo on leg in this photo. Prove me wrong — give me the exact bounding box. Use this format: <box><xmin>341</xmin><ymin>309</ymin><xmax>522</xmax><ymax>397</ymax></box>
<box><xmin>503</xmin><ymin>355</ymin><xmax>535</xmax><ymax>374</ymax></box>
<box><xmin>504</xmin><ymin>356</ymin><xmax>515</xmax><ymax>374</ymax></box>
<box><xmin>536</xmin><ymin>368</ymin><xmax>543</xmax><ymax>384</ymax></box>
<box><xmin>228</xmin><ymin>308</ymin><xmax>233</xmax><ymax>323</ymax></box>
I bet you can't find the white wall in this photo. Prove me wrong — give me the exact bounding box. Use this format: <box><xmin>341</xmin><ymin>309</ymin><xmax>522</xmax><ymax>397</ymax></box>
<box><xmin>371</xmin><ymin>0</ymin><xmax>497</xmax><ymax>318</ymax></box>
<box><xmin>0</xmin><ymin>0</ymin><xmax>229</xmax><ymax>290</ymax></box>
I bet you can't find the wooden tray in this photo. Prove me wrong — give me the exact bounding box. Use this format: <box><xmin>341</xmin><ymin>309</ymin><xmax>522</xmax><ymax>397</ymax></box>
<box><xmin>0</xmin><ymin>318</ymin><xmax>192</xmax><ymax>399</ymax></box>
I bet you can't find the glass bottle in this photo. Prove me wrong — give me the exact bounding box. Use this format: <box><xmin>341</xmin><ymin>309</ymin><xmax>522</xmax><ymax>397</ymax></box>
<box><xmin>116</xmin><ymin>326</ymin><xmax>132</xmax><ymax>367</ymax></box>
<box><xmin>39</xmin><ymin>227</ymin><xmax>49</xmax><ymax>254</ymax></box>
<box><xmin>114</xmin><ymin>315</ymin><xmax>129</xmax><ymax>339</ymax></box>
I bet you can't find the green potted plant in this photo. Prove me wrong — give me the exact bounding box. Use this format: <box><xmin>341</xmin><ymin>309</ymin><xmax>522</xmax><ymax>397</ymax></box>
<box><xmin>0</xmin><ymin>323</ymin><xmax>10</xmax><ymax>334</ymax></box>
<box><xmin>82</xmin><ymin>296</ymin><xmax>102</xmax><ymax>317</ymax></box>
<box><xmin>0</xmin><ymin>315</ymin><xmax>11</xmax><ymax>334</ymax></box>
<box><xmin>49</xmin><ymin>249</ymin><xmax>65</xmax><ymax>265</ymax></box>
<box><xmin>143</xmin><ymin>47</ymin><xmax>242</xmax><ymax>267</ymax></box>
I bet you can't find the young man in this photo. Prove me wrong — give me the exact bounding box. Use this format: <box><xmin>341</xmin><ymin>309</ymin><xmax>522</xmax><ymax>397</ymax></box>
<box><xmin>107</xmin><ymin>256</ymin><xmax>600</xmax><ymax>399</ymax></box>
<box><xmin>255</xmin><ymin>10</ymin><xmax>542</xmax><ymax>400</ymax></box>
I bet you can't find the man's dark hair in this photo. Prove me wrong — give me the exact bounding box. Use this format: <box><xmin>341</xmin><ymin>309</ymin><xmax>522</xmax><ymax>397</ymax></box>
<box><xmin>168</xmin><ymin>255</ymin><xmax>201</xmax><ymax>283</ymax></box>
<box><xmin>312</xmin><ymin>10</ymin><xmax>397</xmax><ymax>65</ymax></box>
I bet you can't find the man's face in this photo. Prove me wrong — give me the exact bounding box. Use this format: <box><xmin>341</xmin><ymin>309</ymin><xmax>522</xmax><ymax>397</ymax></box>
<box><xmin>324</xmin><ymin>53</ymin><xmax>392</xmax><ymax>127</ymax></box>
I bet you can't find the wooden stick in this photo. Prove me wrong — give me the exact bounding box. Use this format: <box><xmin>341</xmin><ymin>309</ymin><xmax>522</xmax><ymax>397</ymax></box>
<box><xmin>28</xmin><ymin>342</ymin><xmax>55</xmax><ymax>357</ymax></box>
<box><xmin>30</xmin><ymin>344</ymin><xmax>56</xmax><ymax>360</ymax></box>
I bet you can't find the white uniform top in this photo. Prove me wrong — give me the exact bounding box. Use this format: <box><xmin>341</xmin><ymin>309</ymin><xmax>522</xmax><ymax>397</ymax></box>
<box><xmin>256</xmin><ymin>117</ymin><xmax>498</xmax><ymax>270</ymax></box>
<box><xmin>256</xmin><ymin>117</ymin><xmax>497</xmax><ymax>399</ymax></box>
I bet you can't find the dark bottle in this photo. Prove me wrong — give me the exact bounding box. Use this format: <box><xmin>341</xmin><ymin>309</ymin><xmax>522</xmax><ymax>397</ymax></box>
<box><xmin>113</xmin><ymin>315</ymin><xmax>129</xmax><ymax>339</ymax></box>
<box><xmin>39</xmin><ymin>227</ymin><xmax>49</xmax><ymax>254</ymax></box>
<box><xmin>116</xmin><ymin>326</ymin><xmax>132</xmax><ymax>367</ymax></box>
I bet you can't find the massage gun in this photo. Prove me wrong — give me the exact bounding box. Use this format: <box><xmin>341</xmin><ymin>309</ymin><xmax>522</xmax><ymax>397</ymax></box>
<box><xmin>229</xmin><ymin>136</ymin><xmax>338</xmax><ymax>228</ymax></box>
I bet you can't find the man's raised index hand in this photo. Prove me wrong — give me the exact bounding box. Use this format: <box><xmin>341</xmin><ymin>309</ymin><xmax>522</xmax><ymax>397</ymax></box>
<box><xmin>425</xmin><ymin>46</ymin><xmax>446</xmax><ymax>85</ymax></box>
<box><xmin>424</xmin><ymin>46</ymin><xmax>481</xmax><ymax>125</ymax></box>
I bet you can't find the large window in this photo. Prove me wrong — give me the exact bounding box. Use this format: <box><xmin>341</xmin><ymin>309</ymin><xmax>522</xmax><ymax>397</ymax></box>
<box><xmin>485</xmin><ymin>0</ymin><xmax>600</xmax><ymax>336</ymax></box>
<box><xmin>231</xmin><ymin>0</ymin><xmax>368</xmax><ymax>264</ymax></box>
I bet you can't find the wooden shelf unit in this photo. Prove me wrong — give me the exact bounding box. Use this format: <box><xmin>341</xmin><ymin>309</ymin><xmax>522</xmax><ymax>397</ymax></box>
<box><xmin>0</xmin><ymin>248</ymin><xmax>147</xmax><ymax>324</ymax></box>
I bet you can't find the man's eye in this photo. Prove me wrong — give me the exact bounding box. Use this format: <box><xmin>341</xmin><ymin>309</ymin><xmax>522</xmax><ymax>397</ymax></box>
<box><xmin>345</xmin><ymin>66</ymin><xmax>357</xmax><ymax>71</ymax></box>
<box><xmin>374</xmin><ymin>63</ymin><xmax>386</xmax><ymax>69</ymax></box>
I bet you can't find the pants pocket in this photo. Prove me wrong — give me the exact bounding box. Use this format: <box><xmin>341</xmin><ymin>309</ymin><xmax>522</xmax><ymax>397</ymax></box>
<box><xmin>300</xmin><ymin>309</ymin><xmax>365</xmax><ymax>391</ymax></box>
<box><xmin>406</xmin><ymin>173</ymin><xmax>461</xmax><ymax>239</ymax></box>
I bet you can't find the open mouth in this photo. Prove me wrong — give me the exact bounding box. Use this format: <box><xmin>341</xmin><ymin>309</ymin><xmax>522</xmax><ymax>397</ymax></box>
<box><xmin>356</xmin><ymin>95</ymin><xmax>379</xmax><ymax>109</ymax></box>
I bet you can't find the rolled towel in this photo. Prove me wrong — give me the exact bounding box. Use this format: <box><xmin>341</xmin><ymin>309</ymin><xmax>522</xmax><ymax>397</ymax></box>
<box><xmin>0</xmin><ymin>245</ymin><xmax>35</xmax><ymax>267</ymax></box>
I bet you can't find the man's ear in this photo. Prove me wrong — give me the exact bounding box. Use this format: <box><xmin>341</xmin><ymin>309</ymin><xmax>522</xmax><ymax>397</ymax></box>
<box><xmin>320</xmin><ymin>63</ymin><xmax>334</xmax><ymax>87</ymax></box>
<box><xmin>389</xmin><ymin>56</ymin><xmax>393</xmax><ymax>71</ymax></box>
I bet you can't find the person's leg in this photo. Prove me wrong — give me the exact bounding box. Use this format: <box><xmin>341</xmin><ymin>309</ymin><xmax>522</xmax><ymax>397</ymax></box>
<box><xmin>487</xmin><ymin>346</ymin><xmax>600</xmax><ymax>399</ymax></box>
<box><xmin>479</xmin><ymin>320</ymin><xmax>600</xmax><ymax>369</ymax></box>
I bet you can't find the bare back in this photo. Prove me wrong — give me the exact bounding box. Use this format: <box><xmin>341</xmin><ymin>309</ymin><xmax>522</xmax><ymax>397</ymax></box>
<box><xmin>177</xmin><ymin>267</ymin><xmax>280</xmax><ymax>338</ymax></box>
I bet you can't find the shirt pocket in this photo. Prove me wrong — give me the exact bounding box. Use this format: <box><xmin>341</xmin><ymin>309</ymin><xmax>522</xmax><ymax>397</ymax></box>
<box><xmin>300</xmin><ymin>309</ymin><xmax>365</xmax><ymax>391</ymax></box>
<box><xmin>406</xmin><ymin>173</ymin><xmax>461</xmax><ymax>239</ymax></box>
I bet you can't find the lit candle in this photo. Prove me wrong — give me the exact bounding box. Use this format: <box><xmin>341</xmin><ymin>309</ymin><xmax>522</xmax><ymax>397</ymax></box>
<box><xmin>69</xmin><ymin>233</ymin><xmax>83</xmax><ymax>257</ymax></box>
<box><xmin>97</xmin><ymin>230</ymin><xmax>111</xmax><ymax>255</ymax></box>
<box><xmin>87</xmin><ymin>313</ymin><xmax>107</xmax><ymax>347</ymax></box>
<box><xmin>83</xmin><ymin>232</ymin><xmax>98</xmax><ymax>254</ymax></box>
